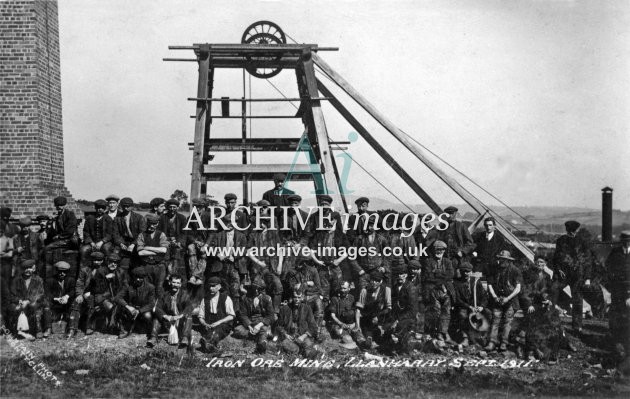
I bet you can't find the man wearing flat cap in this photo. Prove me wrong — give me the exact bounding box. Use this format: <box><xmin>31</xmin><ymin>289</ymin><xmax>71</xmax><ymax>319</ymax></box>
<box><xmin>437</xmin><ymin>206</ymin><xmax>475</xmax><ymax>269</ymax></box>
<box><xmin>80</xmin><ymin>199</ymin><xmax>114</xmax><ymax>266</ymax></box>
<box><xmin>389</xmin><ymin>263</ymin><xmax>419</xmax><ymax>351</ymax></box>
<box><xmin>453</xmin><ymin>262</ymin><xmax>488</xmax><ymax>347</ymax></box>
<box><xmin>113</xmin><ymin>197</ymin><xmax>146</xmax><ymax>271</ymax></box>
<box><xmin>262</xmin><ymin>173</ymin><xmax>295</xmax><ymax>208</ymax></box>
<box><xmin>137</xmin><ymin>213</ymin><xmax>169</xmax><ymax>298</ymax></box>
<box><xmin>159</xmin><ymin>198</ymin><xmax>188</xmax><ymax>277</ymax></box>
<box><xmin>551</xmin><ymin>220</ymin><xmax>593</xmax><ymax>333</ymax></box>
<box><xmin>223</xmin><ymin>193</ymin><xmax>248</xmax><ymax>230</ymax></box>
<box><xmin>234</xmin><ymin>277</ymin><xmax>276</xmax><ymax>354</ymax></box>
<box><xmin>354</xmin><ymin>218</ymin><xmax>390</xmax><ymax>290</ymax></box>
<box><xmin>605</xmin><ymin>230</ymin><xmax>630</xmax><ymax>370</ymax></box>
<box><xmin>91</xmin><ymin>253</ymin><xmax>128</xmax><ymax>331</ymax></box>
<box><xmin>0</xmin><ymin>207</ymin><xmax>19</xmax><ymax>239</ymax></box>
<box><xmin>485</xmin><ymin>250</ymin><xmax>522</xmax><ymax>352</ymax></box>
<box><xmin>44</xmin><ymin>196</ymin><xmax>79</xmax><ymax>264</ymax></box>
<box><xmin>115</xmin><ymin>267</ymin><xmax>156</xmax><ymax>345</ymax></box>
<box><xmin>8</xmin><ymin>259</ymin><xmax>46</xmax><ymax>338</ymax></box>
<box><xmin>198</xmin><ymin>276</ymin><xmax>236</xmax><ymax>353</ymax></box>
<box><xmin>44</xmin><ymin>261</ymin><xmax>76</xmax><ymax>337</ymax></box>
<box><xmin>68</xmin><ymin>251</ymin><xmax>105</xmax><ymax>338</ymax></box>
<box><xmin>152</xmin><ymin>273</ymin><xmax>193</xmax><ymax>349</ymax></box>
<box><xmin>186</xmin><ymin>197</ymin><xmax>212</xmax><ymax>281</ymax></box>
<box><xmin>355</xmin><ymin>271</ymin><xmax>392</xmax><ymax>349</ymax></box>
<box><xmin>14</xmin><ymin>217</ymin><xmax>41</xmax><ymax>275</ymax></box>
<box><xmin>347</xmin><ymin>196</ymin><xmax>371</xmax><ymax>246</ymax></box>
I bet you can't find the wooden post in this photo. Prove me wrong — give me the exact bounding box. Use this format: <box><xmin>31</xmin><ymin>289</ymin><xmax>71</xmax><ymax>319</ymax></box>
<box><xmin>318</xmin><ymin>79</ymin><xmax>442</xmax><ymax>215</ymax></box>
<box><xmin>241</xmin><ymin>97</ymin><xmax>248</xmax><ymax>204</ymax></box>
<box><xmin>191</xmin><ymin>52</ymin><xmax>211</xmax><ymax>199</ymax></box>
<box><xmin>313</xmin><ymin>53</ymin><xmax>534</xmax><ymax>261</ymax></box>
<box><xmin>301</xmin><ymin>51</ymin><xmax>345</xmax><ymax>208</ymax></box>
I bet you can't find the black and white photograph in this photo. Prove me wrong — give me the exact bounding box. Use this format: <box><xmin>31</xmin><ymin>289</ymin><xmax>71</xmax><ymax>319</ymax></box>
<box><xmin>1</xmin><ymin>0</ymin><xmax>629</xmax><ymax>397</ymax></box>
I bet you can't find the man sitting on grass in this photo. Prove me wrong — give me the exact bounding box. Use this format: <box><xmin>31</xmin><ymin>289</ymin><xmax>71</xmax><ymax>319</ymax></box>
<box><xmin>198</xmin><ymin>276</ymin><xmax>235</xmax><ymax>353</ymax></box>
<box><xmin>115</xmin><ymin>267</ymin><xmax>156</xmax><ymax>347</ymax></box>
<box><xmin>233</xmin><ymin>277</ymin><xmax>276</xmax><ymax>354</ymax></box>
<box><xmin>153</xmin><ymin>273</ymin><xmax>192</xmax><ymax>349</ymax></box>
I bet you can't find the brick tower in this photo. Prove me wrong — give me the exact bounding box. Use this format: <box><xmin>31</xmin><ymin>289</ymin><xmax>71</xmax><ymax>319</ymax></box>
<box><xmin>0</xmin><ymin>0</ymin><xmax>81</xmax><ymax>218</ymax></box>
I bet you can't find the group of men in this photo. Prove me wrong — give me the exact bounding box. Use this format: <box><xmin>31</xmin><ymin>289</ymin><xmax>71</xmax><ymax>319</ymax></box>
<box><xmin>0</xmin><ymin>174</ymin><xmax>628</xmax><ymax>366</ymax></box>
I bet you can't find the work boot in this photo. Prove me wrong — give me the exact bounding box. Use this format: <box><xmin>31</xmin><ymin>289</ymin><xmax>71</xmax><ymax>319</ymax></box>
<box><xmin>43</xmin><ymin>328</ymin><xmax>52</xmax><ymax>338</ymax></box>
<box><xmin>66</xmin><ymin>329</ymin><xmax>77</xmax><ymax>339</ymax></box>
<box><xmin>445</xmin><ymin>334</ymin><xmax>457</xmax><ymax>346</ymax></box>
<box><xmin>484</xmin><ymin>342</ymin><xmax>496</xmax><ymax>351</ymax></box>
<box><xmin>118</xmin><ymin>330</ymin><xmax>129</xmax><ymax>339</ymax></box>
<box><xmin>146</xmin><ymin>337</ymin><xmax>157</xmax><ymax>348</ymax></box>
<box><xmin>515</xmin><ymin>345</ymin><xmax>524</xmax><ymax>358</ymax></box>
<box><xmin>460</xmin><ymin>337</ymin><xmax>470</xmax><ymax>347</ymax></box>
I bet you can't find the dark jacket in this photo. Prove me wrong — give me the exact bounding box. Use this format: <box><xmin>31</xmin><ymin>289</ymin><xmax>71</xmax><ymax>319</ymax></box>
<box><xmin>328</xmin><ymin>294</ymin><xmax>356</xmax><ymax>324</ymax></box>
<box><xmin>45</xmin><ymin>276</ymin><xmax>76</xmax><ymax>304</ymax></box>
<box><xmin>83</xmin><ymin>214</ymin><xmax>114</xmax><ymax>245</ymax></box>
<box><xmin>276</xmin><ymin>302</ymin><xmax>318</xmax><ymax>338</ymax></box>
<box><xmin>552</xmin><ymin>234</ymin><xmax>593</xmax><ymax>285</ymax></box>
<box><xmin>238</xmin><ymin>293</ymin><xmax>275</xmax><ymax>327</ymax></box>
<box><xmin>92</xmin><ymin>266</ymin><xmax>128</xmax><ymax>303</ymax></box>
<box><xmin>453</xmin><ymin>278</ymin><xmax>488</xmax><ymax>310</ymax></box>
<box><xmin>155</xmin><ymin>289</ymin><xmax>192</xmax><ymax>320</ymax></box>
<box><xmin>51</xmin><ymin>209</ymin><xmax>78</xmax><ymax>241</ymax></box>
<box><xmin>438</xmin><ymin>220</ymin><xmax>476</xmax><ymax>258</ymax></box>
<box><xmin>262</xmin><ymin>187</ymin><xmax>295</xmax><ymax>208</ymax></box>
<box><xmin>520</xmin><ymin>268</ymin><xmax>551</xmax><ymax>309</ymax></box>
<box><xmin>10</xmin><ymin>275</ymin><xmax>46</xmax><ymax>307</ymax></box>
<box><xmin>206</xmin><ymin>229</ymin><xmax>247</xmax><ymax>273</ymax></box>
<box><xmin>391</xmin><ymin>281</ymin><xmax>418</xmax><ymax>320</ymax></box>
<box><xmin>115</xmin><ymin>281</ymin><xmax>156</xmax><ymax>314</ymax></box>
<box><xmin>488</xmin><ymin>264</ymin><xmax>523</xmax><ymax>310</ymax></box>
<box><xmin>113</xmin><ymin>211</ymin><xmax>146</xmax><ymax>247</ymax></box>
<box><xmin>473</xmin><ymin>231</ymin><xmax>506</xmax><ymax>275</ymax></box>
<box><xmin>286</xmin><ymin>265</ymin><xmax>322</xmax><ymax>297</ymax></box>
<box><xmin>75</xmin><ymin>267</ymin><xmax>99</xmax><ymax>297</ymax></box>
<box><xmin>354</xmin><ymin>233</ymin><xmax>391</xmax><ymax>272</ymax></box>
<box><xmin>605</xmin><ymin>246</ymin><xmax>630</xmax><ymax>311</ymax></box>
<box><xmin>158</xmin><ymin>212</ymin><xmax>188</xmax><ymax>245</ymax></box>
<box><xmin>414</xmin><ymin>228</ymin><xmax>439</xmax><ymax>255</ymax></box>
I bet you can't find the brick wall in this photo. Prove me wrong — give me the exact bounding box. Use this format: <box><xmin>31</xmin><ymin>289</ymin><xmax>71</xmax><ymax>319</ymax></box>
<box><xmin>0</xmin><ymin>0</ymin><xmax>81</xmax><ymax>218</ymax></box>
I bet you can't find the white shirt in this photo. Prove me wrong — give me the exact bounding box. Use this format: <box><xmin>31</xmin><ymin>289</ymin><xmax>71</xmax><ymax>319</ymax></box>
<box><xmin>486</xmin><ymin>232</ymin><xmax>494</xmax><ymax>241</ymax></box>
<box><xmin>199</xmin><ymin>294</ymin><xmax>236</xmax><ymax>321</ymax></box>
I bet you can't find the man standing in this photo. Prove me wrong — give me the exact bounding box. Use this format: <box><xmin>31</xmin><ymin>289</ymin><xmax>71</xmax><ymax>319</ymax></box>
<box><xmin>9</xmin><ymin>260</ymin><xmax>46</xmax><ymax>339</ymax></box>
<box><xmin>0</xmin><ymin>207</ymin><xmax>19</xmax><ymax>238</ymax></box>
<box><xmin>44</xmin><ymin>261</ymin><xmax>76</xmax><ymax>337</ymax></box>
<box><xmin>485</xmin><ymin>250</ymin><xmax>522</xmax><ymax>352</ymax></box>
<box><xmin>187</xmin><ymin>197</ymin><xmax>211</xmax><ymax>282</ymax></box>
<box><xmin>438</xmin><ymin>206</ymin><xmax>475</xmax><ymax>269</ymax></box>
<box><xmin>105</xmin><ymin>194</ymin><xmax>121</xmax><ymax>221</ymax></box>
<box><xmin>354</xmin><ymin>220</ymin><xmax>391</xmax><ymax>288</ymax></box>
<box><xmin>68</xmin><ymin>251</ymin><xmax>105</xmax><ymax>338</ymax></box>
<box><xmin>137</xmin><ymin>214</ymin><xmax>169</xmax><ymax>297</ymax></box>
<box><xmin>390</xmin><ymin>264</ymin><xmax>419</xmax><ymax>350</ymax></box>
<box><xmin>605</xmin><ymin>230</ymin><xmax>630</xmax><ymax>372</ymax></box>
<box><xmin>421</xmin><ymin>241</ymin><xmax>455</xmax><ymax>345</ymax></box>
<box><xmin>262</xmin><ymin>173</ymin><xmax>295</xmax><ymax>208</ymax></box>
<box><xmin>80</xmin><ymin>199</ymin><xmax>114</xmax><ymax>264</ymax></box>
<box><xmin>113</xmin><ymin>197</ymin><xmax>146</xmax><ymax>271</ymax></box>
<box><xmin>198</xmin><ymin>277</ymin><xmax>236</xmax><ymax>353</ymax></box>
<box><xmin>552</xmin><ymin>220</ymin><xmax>593</xmax><ymax>333</ymax></box>
<box><xmin>153</xmin><ymin>274</ymin><xmax>193</xmax><ymax>348</ymax></box>
<box><xmin>205</xmin><ymin>217</ymin><xmax>245</xmax><ymax>308</ymax></box>
<box><xmin>159</xmin><ymin>199</ymin><xmax>187</xmax><ymax>277</ymax></box>
<box><xmin>472</xmin><ymin>217</ymin><xmax>506</xmax><ymax>277</ymax></box>
<box><xmin>234</xmin><ymin>277</ymin><xmax>276</xmax><ymax>354</ymax></box>
<box><xmin>453</xmin><ymin>262</ymin><xmax>488</xmax><ymax>347</ymax></box>
<box><xmin>115</xmin><ymin>267</ymin><xmax>155</xmax><ymax>346</ymax></box>
<box><xmin>224</xmin><ymin>193</ymin><xmax>248</xmax><ymax>230</ymax></box>
<box><xmin>346</xmin><ymin>197</ymin><xmax>370</xmax><ymax>246</ymax></box>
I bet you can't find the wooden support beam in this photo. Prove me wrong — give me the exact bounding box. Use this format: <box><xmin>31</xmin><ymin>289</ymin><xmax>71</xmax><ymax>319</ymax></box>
<box><xmin>187</xmin><ymin>97</ymin><xmax>331</xmax><ymax>102</ymax></box>
<box><xmin>203</xmin><ymin>173</ymin><xmax>316</xmax><ymax>182</ymax></box>
<box><xmin>203</xmin><ymin>164</ymin><xmax>321</xmax><ymax>174</ymax></box>
<box><xmin>317</xmin><ymin>80</ymin><xmax>442</xmax><ymax>215</ymax></box>
<box><xmin>301</xmin><ymin>52</ymin><xmax>347</xmax><ymax>211</ymax></box>
<box><xmin>313</xmin><ymin>53</ymin><xmax>534</xmax><ymax>261</ymax></box>
<box><xmin>186</xmin><ymin>138</ymin><xmax>348</xmax><ymax>152</ymax></box>
<box><xmin>190</xmin><ymin>53</ymin><xmax>211</xmax><ymax>199</ymax></box>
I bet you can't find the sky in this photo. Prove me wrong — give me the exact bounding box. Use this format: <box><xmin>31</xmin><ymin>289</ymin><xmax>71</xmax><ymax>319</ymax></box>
<box><xmin>57</xmin><ymin>0</ymin><xmax>630</xmax><ymax>210</ymax></box>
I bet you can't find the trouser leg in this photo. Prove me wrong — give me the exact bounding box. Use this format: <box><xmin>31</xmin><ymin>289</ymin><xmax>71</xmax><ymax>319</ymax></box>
<box><xmin>499</xmin><ymin>305</ymin><xmax>514</xmax><ymax>345</ymax></box>
<box><xmin>490</xmin><ymin>308</ymin><xmax>503</xmax><ymax>344</ymax></box>
<box><xmin>571</xmin><ymin>283</ymin><xmax>583</xmax><ymax>330</ymax></box>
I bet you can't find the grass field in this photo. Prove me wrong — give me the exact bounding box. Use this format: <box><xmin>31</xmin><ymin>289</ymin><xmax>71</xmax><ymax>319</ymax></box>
<box><xmin>1</xmin><ymin>318</ymin><xmax>629</xmax><ymax>398</ymax></box>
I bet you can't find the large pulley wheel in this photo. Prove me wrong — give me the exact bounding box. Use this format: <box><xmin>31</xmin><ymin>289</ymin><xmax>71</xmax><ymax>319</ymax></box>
<box><xmin>241</xmin><ymin>21</ymin><xmax>286</xmax><ymax>79</ymax></box>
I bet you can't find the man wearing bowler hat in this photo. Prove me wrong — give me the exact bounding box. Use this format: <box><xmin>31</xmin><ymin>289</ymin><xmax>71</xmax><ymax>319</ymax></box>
<box><xmin>605</xmin><ymin>230</ymin><xmax>630</xmax><ymax>372</ymax></box>
<box><xmin>552</xmin><ymin>220</ymin><xmax>593</xmax><ymax>333</ymax></box>
<box><xmin>485</xmin><ymin>250</ymin><xmax>522</xmax><ymax>352</ymax></box>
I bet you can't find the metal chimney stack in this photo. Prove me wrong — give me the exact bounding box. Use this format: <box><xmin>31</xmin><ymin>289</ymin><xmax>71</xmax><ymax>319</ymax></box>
<box><xmin>602</xmin><ymin>187</ymin><xmax>613</xmax><ymax>242</ymax></box>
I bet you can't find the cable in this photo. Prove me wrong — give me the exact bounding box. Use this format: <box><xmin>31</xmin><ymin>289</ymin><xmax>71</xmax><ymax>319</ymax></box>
<box><xmin>265</xmin><ymin>78</ymin><xmax>299</xmax><ymax>110</ymax></box>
